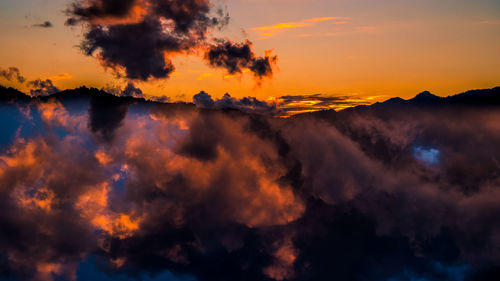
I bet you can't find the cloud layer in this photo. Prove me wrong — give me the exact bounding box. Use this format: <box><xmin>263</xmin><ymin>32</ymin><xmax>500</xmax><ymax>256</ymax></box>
<box><xmin>0</xmin><ymin>86</ymin><xmax>499</xmax><ymax>281</ymax></box>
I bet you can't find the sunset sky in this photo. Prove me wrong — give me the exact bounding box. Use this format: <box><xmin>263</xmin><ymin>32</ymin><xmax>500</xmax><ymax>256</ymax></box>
<box><xmin>2</xmin><ymin>2</ymin><xmax>500</xmax><ymax>281</ymax></box>
<box><xmin>0</xmin><ymin>0</ymin><xmax>499</xmax><ymax>103</ymax></box>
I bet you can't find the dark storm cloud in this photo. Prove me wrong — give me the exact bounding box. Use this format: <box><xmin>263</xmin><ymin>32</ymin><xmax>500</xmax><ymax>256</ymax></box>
<box><xmin>81</xmin><ymin>20</ymin><xmax>179</xmax><ymax>80</ymax></box>
<box><xmin>193</xmin><ymin>91</ymin><xmax>279</xmax><ymax>115</ymax></box>
<box><xmin>205</xmin><ymin>40</ymin><xmax>277</xmax><ymax>79</ymax></box>
<box><xmin>0</xmin><ymin>86</ymin><xmax>500</xmax><ymax>281</ymax></box>
<box><xmin>192</xmin><ymin>91</ymin><xmax>215</xmax><ymax>108</ymax></box>
<box><xmin>65</xmin><ymin>0</ymin><xmax>271</xmax><ymax>82</ymax></box>
<box><xmin>33</xmin><ymin>21</ymin><xmax>53</xmax><ymax>28</ymax></box>
<box><xmin>67</xmin><ymin>0</ymin><xmax>137</xmax><ymax>20</ymax></box>
<box><xmin>0</xmin><ymin>67</ymin><xmax>26</xmax><ymax>83</ymax></box>
<box><xmin>66</xmin><ymin>0</ymin><xmax>244</xmax><ymax>82</ymax></box>
<box><xmin>27</xmin><ymin>79</ymin><xmax>60</xmax><ymax>96</ymax></box>
<box><xmin>64</xmin><ymin>17</ymin><xmax>78</xmax><ymax>26</ymax></box>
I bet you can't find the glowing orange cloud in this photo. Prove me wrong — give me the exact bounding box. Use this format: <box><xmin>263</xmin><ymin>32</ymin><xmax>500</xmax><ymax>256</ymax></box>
<box><xmin>264</xmin><ymin>236</ymin><xmax>298</xmax><ymax>280</ymax></box>
<box><xmin>89</xmin><ymin>3</ymin><xmax>147</xmax><ymax>25</ymax></box>
<box><xmin>48</xmin><ymin>73</ymin><xmax>73</xmax><ymax>81</ymax></box>
<box><xmin>95</xmin><ymin>149</ymin><xmax>113</xmax><ymax>166</ymax></box>
<box><xmin>0</xmin><ymin>140</ymin><xmax>41</xmax><ymax>168</ymax></box>
<box><xmin>252</xmin><ymin>16</ymin><xmax>351</xmax><ymax>38</ymax></box>
<box><xmin>14</xmin><ymin>186</ymin><xmax>56</xmax><ymax>213</ymax></box>
<box><xmin>304</xmin><ymin>16</ymin><xmax>349</xmax><ymax>23</ymax></box>
<box><xmin>37</xmin><ymin>101</ymin><xmax>85</xmax><ymax>131</ymax></box>
<box><xmin>254</xmin><ymin>22</ymin><xmax>313</xmax><ymax>31</ymax></box>
<box><xmin>197</xmin><ymin>72</ymin><xmax>215</xmax><ymax>80</ymax></box>
<box><xmin>34</xmin><ymin>262</ymin><xmax>78</xmax><ymax>281</ymax></box>
<box><xmin>76</xmin><ymin>182</ymin><xmax>142</xmax><ymax>239</ymax></box>
<box><xmin>121</xmin><ymin>112</ymin><xmax>305</xmax><ymax>228</ymax></box>
<box><xmin>223</xmin><ymin>69</ymin><xmax>251</xmax><ymax>80</ymax></box>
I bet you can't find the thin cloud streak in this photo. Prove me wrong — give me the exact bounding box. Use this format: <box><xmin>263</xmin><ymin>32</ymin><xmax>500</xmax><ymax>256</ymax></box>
<box><xmin>48</xmin><ymin>73</ymin><xmax>73</xmax><ymax>81</ymax></box>
<box><xmin>33</xmin><ymin>21</ymin><xmax>53</xmax><ymax>28</ymax></box>
<box><xmin>252</xmin><ymin>16</ymin><xmax>351</xmax><ymax>39</ymax></box>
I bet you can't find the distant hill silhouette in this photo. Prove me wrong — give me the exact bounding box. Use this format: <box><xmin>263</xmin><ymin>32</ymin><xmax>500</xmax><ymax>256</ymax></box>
<box><xmin>0</xmin><ymin>84</ymin><xmax>195</xmax><ymax>110</ymax></box>
<box><xmin>1</xmin><ymin>85</ymin><xmax>499</xmax><ymax>116</ymax></box>
<box><xmin>372</xmin><ymin>87</ymin><xmax>500</xmax><ymax>108</ymax></box>
<box><xmin>0</xmin><ymin>85</ymin><xmax>31</xmax><ymax>103</ymax></box>
<box><xmin>296</xmin><ymin>86</ymin><xmax>500</xmax><ymax>119</ymax></box>
<box><xmin>379</xmin><ymin>87</ymin><xmax>500</xmax><ymax>107</ymax></box>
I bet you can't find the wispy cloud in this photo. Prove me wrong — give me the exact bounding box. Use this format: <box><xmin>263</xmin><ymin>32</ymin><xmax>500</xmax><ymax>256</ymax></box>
<box><xmin>33</xmin><ymin>21</ymin><xmax>53</xmax><ymax>28</ymax></box>
<box><xmin>277</xmin><ymin>94</ymin><xmax>384</xmax><ymax>116</ymax></box>
<box><xmin>475</xmin><ymin>20</ymin><xmax>500</xmax><ymax>25</ymax></box>
<box><xmin>197</xmin><ymin>72</ymin><xmax>215</xmax><ymax>80</ymax></box>
<box><xmin>48</xmin><ymin>73</ymin><xmax>73</xmax><ymax>81</ymax></box>
<box><xmin>304</xmin><ymin>17</ymin><xmax>346</xmax><ymax>23</ymax></box>
<box><xmin>297</xmin><ymin>23</ymin><xmax>397</xmax><ymax>38</ymax></box>
<box><xmin>223</xmin><ymin>69</ymin><xmax>251</xmax><ymax>80</ymax></box>
<box><xmin>252</xmin><ymin>17</ymin><xmax>351</xmax><ymax>39</ymax></box>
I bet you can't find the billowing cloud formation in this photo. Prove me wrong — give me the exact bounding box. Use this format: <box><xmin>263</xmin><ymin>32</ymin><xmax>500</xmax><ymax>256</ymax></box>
<box><xmin>66</xmin><ymin>0</ymin><xmax>274</xmax><ymax>83</ymax></box>
<box><xmin>0</xmin><ymin>67</ymin><xmax>26</xmax><ymax>83</ymax></box>
<box><xmin>205</xmin><ymin>40</ymin><xmax>277</xmax><ymax>79</ymax></box>
<box><xmin>67</xmin><ymin>0</ymin><xmax>138</xmax><ymax>21</ymax></box>
<box><xmin>0</xmin><ymin>86</ymin><xmax>500</xmax><ymax>281</ymax></box>
<box><xmin>79</xmin><ymin>19</ymin><xmax>180</xmax><ymax>80</ymax></box>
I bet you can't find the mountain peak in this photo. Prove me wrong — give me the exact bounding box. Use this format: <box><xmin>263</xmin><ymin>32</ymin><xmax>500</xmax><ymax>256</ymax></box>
<box><xmin>408</xmin><ymin>91</ymin><xmax>441</xmax><ymax>104</ymax></box>
<box><xmin>414</xmin><ymin>91</ymin><xmax>438</xmax><ymax>99</ymax></box>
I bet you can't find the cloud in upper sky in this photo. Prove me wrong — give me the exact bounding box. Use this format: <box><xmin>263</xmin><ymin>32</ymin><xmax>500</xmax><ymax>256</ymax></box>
<box><xmin>48</xmin><ymin>73</ymin><xmax>73</xmax><ymax>81</ymax></box>
<box><xmin>65</xmin><ymin>0</ymin><xmax>275</xmax><ymax>83</ymax></box>
<box><xmin>205</xmin><ymin>40</ymin><xmax>277</xmax><ymax>81</ymax></box>
<box><xmin>32</xmin><ymin>21</ymin><xmax>53</xmax><ymax>28</ymax></box>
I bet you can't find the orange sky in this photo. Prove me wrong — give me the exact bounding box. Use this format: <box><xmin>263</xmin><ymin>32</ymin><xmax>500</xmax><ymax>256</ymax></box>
<box><xmin>0</xmin><ymin>0</ymin><xmax>499</xmax><ymax>104</ymax></box>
